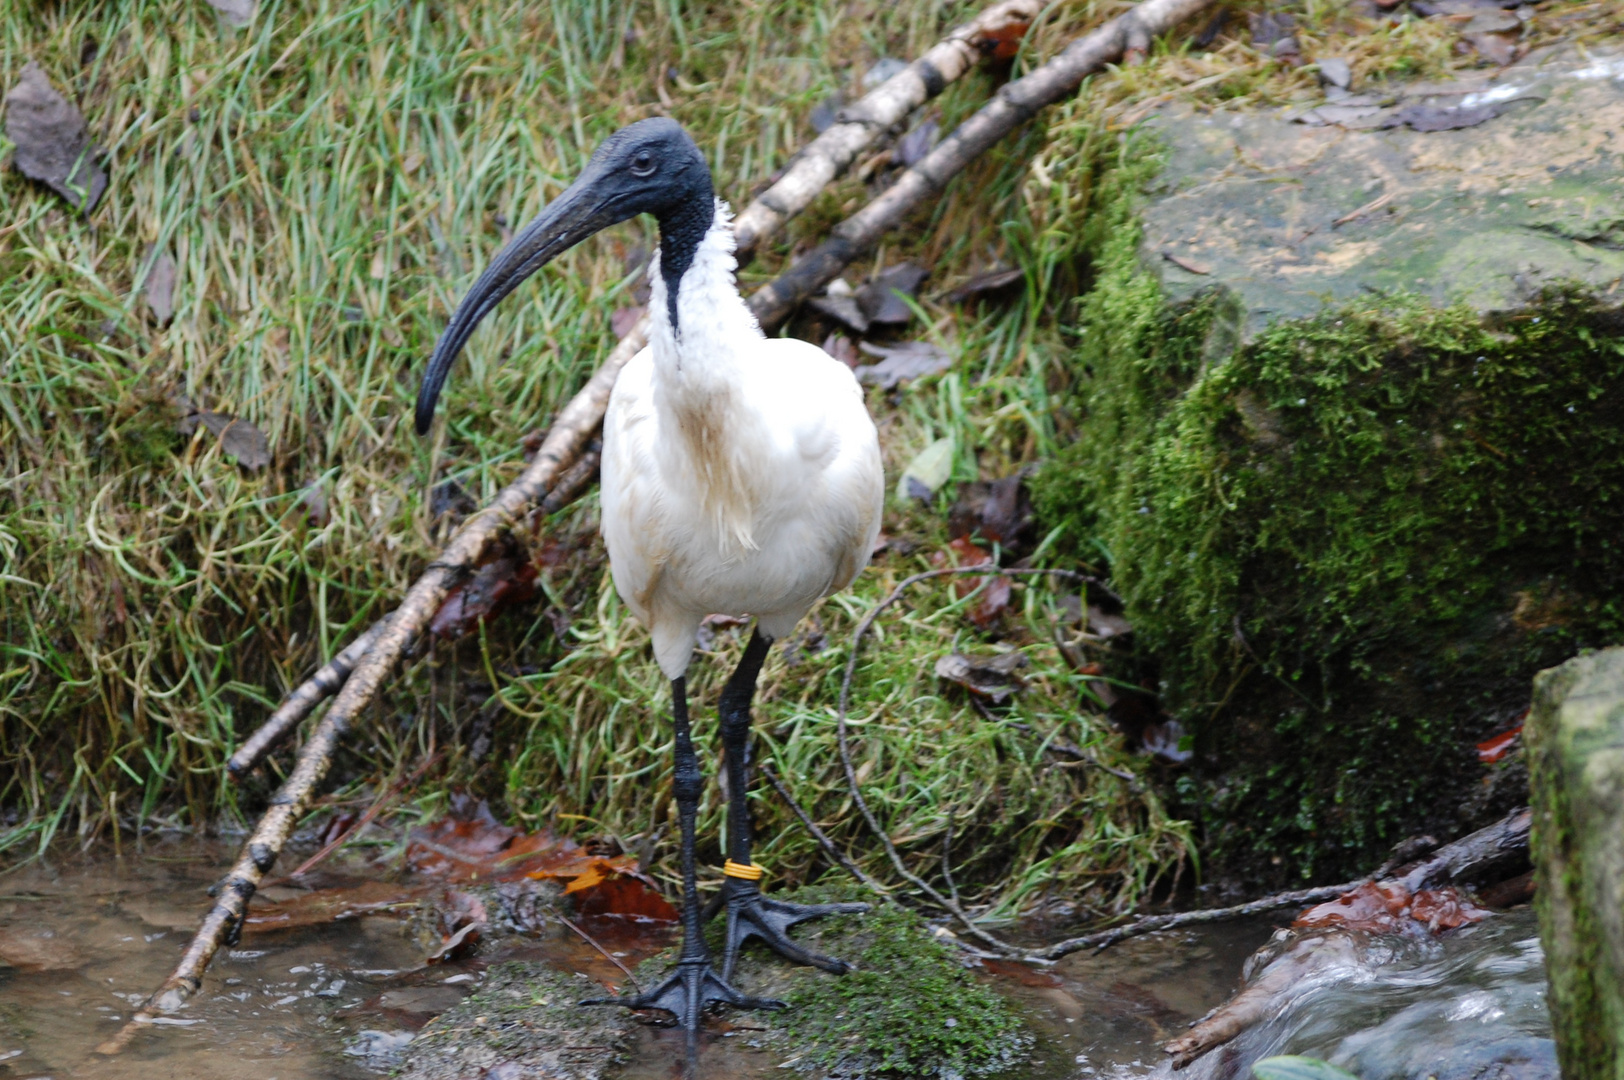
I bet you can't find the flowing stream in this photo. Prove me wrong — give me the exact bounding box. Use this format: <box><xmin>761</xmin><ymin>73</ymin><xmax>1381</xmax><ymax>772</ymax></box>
<box><xmin>0</xmin><ymin>839</ymin><xmax>1553</xmax><ymax>1079</ymax></box>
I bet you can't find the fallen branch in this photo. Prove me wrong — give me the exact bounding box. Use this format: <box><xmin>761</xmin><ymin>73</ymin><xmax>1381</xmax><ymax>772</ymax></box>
<box><xmin>214</xmin><ymin>0</ymin><xmax>1033</xmax><ymax>778</ymax></box>
<box><xmin>1034</xmin><ymin>806</ymin><xmax>1534</xmax><ymax>963</ymax></box>
<box><xmin>730</xmin><ymin>0</ymin><xmax>1045</xmax><ymax>264</ymax></box>
<box><xmin>748</xmin><ymin>0</ymin><xmax>1220</xmax><ymax>331</ymax></box>
<box><xmin>225</xmin><ymin>618</ymin><xmax>387</xmax><ymax>780</ymax></box>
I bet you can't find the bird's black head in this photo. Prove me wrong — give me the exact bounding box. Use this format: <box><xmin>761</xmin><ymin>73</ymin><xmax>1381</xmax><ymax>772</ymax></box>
<box><xmin>415</xmin><ymin>117</ymin><xmax>713</xmax><ymax>436</ymax></box>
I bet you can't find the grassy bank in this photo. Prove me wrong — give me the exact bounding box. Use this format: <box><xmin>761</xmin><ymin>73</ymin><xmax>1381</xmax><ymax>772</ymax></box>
<box><xmin>0</xmin><ymin>0</ymin><xmax>1195</xmax><ymax>917</ymax></box>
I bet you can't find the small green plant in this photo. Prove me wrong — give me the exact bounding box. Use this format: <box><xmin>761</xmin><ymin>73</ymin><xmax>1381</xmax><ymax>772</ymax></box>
<box><xmin>1253</xmin><ymin>1055</ymin><xmax>1361</xmax><ymax>1080</ymax></box>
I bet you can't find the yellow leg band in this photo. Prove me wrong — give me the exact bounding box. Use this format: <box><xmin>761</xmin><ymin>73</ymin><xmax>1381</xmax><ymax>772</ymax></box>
<box><xmin>723</xmin><ymin>859</ymin><xmax>765</xmax><ymax>881</ymax></box>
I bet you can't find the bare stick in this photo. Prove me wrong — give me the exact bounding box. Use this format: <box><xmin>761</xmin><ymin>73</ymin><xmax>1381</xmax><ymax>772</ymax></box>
<box><xmin>534</xmin><ymin>437</ymin><xmax>601</xmax><ymax>519</ymax></box>
<box><xmin>107</xmin><ymin>325</ymin><xmax>647</xmax><ymax>1041</ymax></box>
<box><xmin>759</xmin><ymin>760</ymin><xmax>891</xmax><ymax>898</ymax></box>
<box><xmin>731</xmin><ymin>0</ymin><xmax>1045</xmax><ymax>264</ymax></box>
<box><xmin>1035</xmin><ymin>806</ymin><xmax>1534</xmax><ymax>963</ymax></box>
<box><xmin>835</xmin><ymin>566</ymin><xmax>1102</xmax><ymax>957</ymax></box>
<box><xmin>226</xmin><ymin>619</ymin><xmax>387</xmax><ymax>780</ymax></box>
<box><xmin>748</xmin><ymin>0</ymin><xmax>1221</xmax><ymax>331</ymax></box>
<box><xmin>274</xmin><ymin>752</ymin><xmax>441</xmax><ymax>882</ymax></box>
<box><xmin>557</xmin><ymin>912</ymin><xmax>642</xmax><ymax>992</ymax></box>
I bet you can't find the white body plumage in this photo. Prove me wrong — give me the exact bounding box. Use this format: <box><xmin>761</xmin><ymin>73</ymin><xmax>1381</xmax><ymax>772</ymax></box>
<box><xmin>601</xmin><ymin>202</ymin><xmax>884</xmax><ymax>679</ymax></box>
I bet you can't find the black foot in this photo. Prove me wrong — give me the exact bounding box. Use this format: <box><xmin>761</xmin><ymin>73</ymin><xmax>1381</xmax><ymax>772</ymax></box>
<box><xmin>581</xmin><ymin>958</ymin><xmax>784</xmax><ymax>1032</ymax></box>
<box><xmin>721</xmin><ymin>880</ymin><xmax>868</xmax><ymax>981</ymax></box>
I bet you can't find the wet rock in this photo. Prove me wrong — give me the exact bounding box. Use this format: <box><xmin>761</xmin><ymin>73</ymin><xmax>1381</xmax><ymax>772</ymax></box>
<box><xmin>395</xmin><ymin>886</ymin><xmax>1031</xmax><ymax>1078</ymax></box>
<box><xmin>396</xmin><ymin>964</ymin><xmax>634</xmax><ymax>1080</ymax></box>
<box><xmin>1139</xmin><ymin>47</ymin><xmax>1624</xmax><ymax>335</ymax></box>
<box><xmin>723</xmin><ymin>887</ymin><xmax>1033</xmax><ymax>1077</ymax></box>
<box><xmin>1528</xmin><ymin>647</ymin><xmax>1624</xmax><ymax>1079</ymax></box>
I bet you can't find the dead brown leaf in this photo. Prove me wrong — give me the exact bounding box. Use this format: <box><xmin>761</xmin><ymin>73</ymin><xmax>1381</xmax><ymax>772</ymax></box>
<box><xmin>857</xmin><ymin>263</ymin><xmax>928</xmax><ymax>325</ymax></box>
<box><xmin>429</xmin><ymin>555</ymin><xmax>539</xmax><ymax>640</ymax></box>
<box><xmin>822</xmin><ymin>331</ymin><xmax>859</xmax><ymax>369</ymax></box>
<box><xmin>942</xmin><ymin>267</ymin><xmax>1024</xmax><ymax>305</ymax></box>
<box><xmin>177</xmin><ymin>409</ymin><xmax>272</xmax><ymax>471</ymax></box>
<box><xmin>4</xmin><ymin>61</ymin><xmax>107</xmax><ymax>213</ymax></box>
<box><xmin>144</xmin><ymin>249</ymin><xmax>176</xmax><ymax>325</ymax></box>
<box><xmin>244</xmin><ymin>879</ymin><xmax>425</xmax><ymax>933</ymax></box>
<box><xmin>854</xmin><ymin>340</ymin><xmax>952</xmax><ymax>389</ymax></box>
<box><xmin>0</xmin><ymin>927</ymin><xmax>81</xmax><ymax>971</ymax></box>
<box><xmin>935</xmin><ymin>651</ymin><xmax>1027</xmax><ymax>704</ymax></box>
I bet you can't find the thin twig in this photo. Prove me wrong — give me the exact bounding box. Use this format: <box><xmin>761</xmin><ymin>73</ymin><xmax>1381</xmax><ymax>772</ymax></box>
<box><xmin>941</xmin><ymin>814</ymin><xmax>963</xmax><ymax>912</ymax></box>
<box><xmin>275</xmin><ymin>752</ymin><xmax>440</xmax><ymax>882</ymax></box>
<box><xmin>557</xmin><ymin>913</ymin><xmax>641</xmax><ymax>992</ymax></box>
<box><xmin>1036</xmin><ymin>879</ymin><xmax>1372</xmax><ymax>959</ymax></box>
<box><xmin>759</xmin><ymin>761</ymin><xmax>891</xmax><ymax>898</ymax></box>
<box><xmin>836</xmin><ymin>566</ymin><xmax>1101</xmax><ymax>957</ymax></box>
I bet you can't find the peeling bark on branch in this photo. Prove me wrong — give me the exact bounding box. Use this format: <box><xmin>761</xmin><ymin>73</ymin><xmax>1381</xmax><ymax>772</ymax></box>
<box><xmin>731</xmin><ymin>0</ymin><xmax>1045</xmax><ymax>264</ymax></box>
<box><xmin>225</xmin><ymin>619</ymin><xmax>386</xmax><ymax>780</ymax></box>
<box><xmin>748</xmin><ymin>0</ymin><xmax>1220</xmax><ymax>331</ymax></box>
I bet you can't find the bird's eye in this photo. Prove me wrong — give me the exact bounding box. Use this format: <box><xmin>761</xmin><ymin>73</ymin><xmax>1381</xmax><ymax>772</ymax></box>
<box><xmin>630</xmin><ymin>150</ymin><xmax>656</xmax><ymax>177</ymax></box>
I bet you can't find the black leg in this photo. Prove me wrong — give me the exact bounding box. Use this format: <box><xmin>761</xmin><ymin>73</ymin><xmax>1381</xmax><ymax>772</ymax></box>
<box><xmin>581</xmin><ymin>676</ymin><xmax>783</xmax><ymax>1036</ymax></box>
<box><xmin>718</xmin><ymin>629</ymin><xmax>867</xmax><ymax>983</ymax></box>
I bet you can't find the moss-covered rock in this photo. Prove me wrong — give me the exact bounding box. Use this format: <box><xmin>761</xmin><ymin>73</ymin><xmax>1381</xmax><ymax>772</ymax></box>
<box><xmin>396</xmin><ymin>887</ymin><xmax>1030</xmax><ymax>1079</ymax></box>
<box><xmin>1032</xmin><ymin>80</ymin><xmax>1624</xmax><ymax>885</ymax></box>
<box><xmin>397</xmin><ymin>964</ymin><xmax>635</xmax><ymax>1080</ymax></box>
<box><xmin>1528</xmin><ymin>647</ymin><xmax>1624</xmax><ymax>1080</ymax></box>
<box><xmin>730</xmin><ymin>886</ymin><xmax>1032</xmax><ymax>1078</ymax></box>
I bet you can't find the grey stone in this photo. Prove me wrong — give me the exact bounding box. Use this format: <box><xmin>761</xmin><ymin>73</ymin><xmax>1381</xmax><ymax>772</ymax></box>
<box><xmin>1318</xmin><ymin>56</ymin><xmax>1353</xmax><ymax>89</ymax></box>
<box><xmin>1137</xmin><ymin>47</ymin><xmax>1624</xmax><ymax>336</ymax></box>
<box><xmin>396</xmin><ymin>964</ymin><xmax>634</xmax><ymax>1080</ymax></box>
<box><xmin>1529</xmin><ymin>646</ymin><xmax>1624</xmax><ymax>1080</ymax></box>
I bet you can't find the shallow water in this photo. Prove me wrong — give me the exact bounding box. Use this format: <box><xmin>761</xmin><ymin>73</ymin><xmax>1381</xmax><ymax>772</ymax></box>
<box><xmin>0</xmin><ymin>841</ymin><xmax>1554</xmax><ymax>1079</ymax></box>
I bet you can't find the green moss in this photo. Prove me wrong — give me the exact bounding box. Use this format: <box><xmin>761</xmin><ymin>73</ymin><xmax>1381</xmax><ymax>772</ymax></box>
<box><xmin>1032</xmin><ymin>127</ymin><xmax>1624</xmax><ymax>883</ymax></box>
<box><xmin>1528</xmin><ymin>649</ymin><xmax>1624</xmax><ymax>1079</ymax></box>
<box><xmin>768</xmin><ymin>887</ymin><xmax>1029</xmax><ymax>1078</ymax></box>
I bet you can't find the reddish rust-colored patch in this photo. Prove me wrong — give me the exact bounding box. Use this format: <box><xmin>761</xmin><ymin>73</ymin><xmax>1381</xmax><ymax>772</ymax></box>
<box><xmin>1293</xmin><ymin>880</ymin><xmax>1490</xmax><ymax>935</ymax></box>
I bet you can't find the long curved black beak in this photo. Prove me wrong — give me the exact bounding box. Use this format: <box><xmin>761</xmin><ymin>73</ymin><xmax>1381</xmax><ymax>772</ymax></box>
<box><xmin>414</xmin><ymin>176</ymin><xmax>625</xmax><ymax>436</ymax></box>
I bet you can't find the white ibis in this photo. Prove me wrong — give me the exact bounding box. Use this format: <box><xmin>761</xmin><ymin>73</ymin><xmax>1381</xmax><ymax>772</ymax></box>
<box><xmin>415</xmin><ymin>118</ymin><xmax>885</xmax><ymax>1032</ymax></box>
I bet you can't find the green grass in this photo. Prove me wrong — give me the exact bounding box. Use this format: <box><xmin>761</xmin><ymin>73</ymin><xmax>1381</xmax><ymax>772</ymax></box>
<box><xmin>0</xmin><ymin>0</ymin><xmax>1198</xmax><ymax>916</ymax></box>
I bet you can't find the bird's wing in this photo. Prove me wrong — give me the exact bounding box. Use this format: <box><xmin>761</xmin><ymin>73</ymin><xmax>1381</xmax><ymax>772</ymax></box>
<box><xmin>599</xmin><ymin>345</ymin><xmax>670</xmax><ymax>625</ymax></box>
<box><xmin>753</xmin><ymin>339</ymin><xmax>885</xmax><ymax>594</ymax></box>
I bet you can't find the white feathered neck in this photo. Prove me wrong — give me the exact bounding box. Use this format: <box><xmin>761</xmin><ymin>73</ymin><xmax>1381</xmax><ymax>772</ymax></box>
<box><xmin>646</xmin><ymin>201</ymin><xmax>768</xmax><ymax>553</ymax></box>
